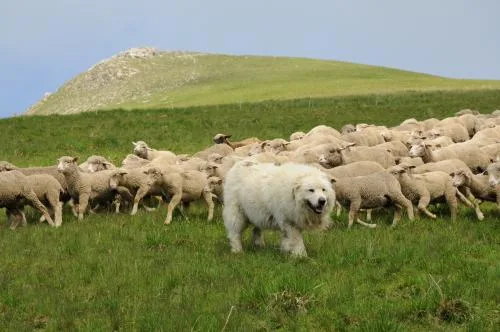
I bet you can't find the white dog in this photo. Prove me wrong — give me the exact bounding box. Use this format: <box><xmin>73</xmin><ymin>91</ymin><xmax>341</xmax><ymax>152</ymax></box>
<box><xmin>223</xmin><ymin>161</ymin><xmax>335</xmax><ymax>257</ymax></box>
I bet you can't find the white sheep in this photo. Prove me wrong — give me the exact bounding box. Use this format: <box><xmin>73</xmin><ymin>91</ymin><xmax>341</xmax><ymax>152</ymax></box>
<box><xmin>80</xmin><ymin>155</ymin><xmax>116</xmax><ymax>173</ymax></box>
<box><xmin>450</xmin><ymin>168</ymin><xmax>499</xmax><ymax>210</ymax></box>
<box><xmin>486</xmin><ymin>161</ymin><xmax>500</xmax><ymax>186</ymax></box>
<box><xmin>331</xmin><ymin>170</ymin><xmax>414</xmax><ymax>228</ymax></box>
<box><xmin>0</xmin><ymin>170</ymin><xmax>55</xmax><ymax>229</ymax></box>
<box><xmin>132</xmin><ymin>141</ymin><xmax>177</xmax><ymax>162</ymax></box>
<box><xmin>57</xmin><ymin>156</ymin><xmax>133</xmax><ymax>220</ymax></box>
<box><xmin>213</xmin><ymin>133</ymin><xmax>261</xmax><ymax>149</ymax></box>
<box><xmin>391</xmin><ymin>165</ymin><xmax>480</xmax><ymax>221</ymax></box>
<box><xmin>409</xmin><ymin>142</ymin><xmax>491</xmax><ymax>173</ymax></box>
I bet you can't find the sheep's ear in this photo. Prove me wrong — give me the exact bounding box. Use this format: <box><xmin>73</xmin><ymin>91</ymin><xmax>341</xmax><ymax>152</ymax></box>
<box><xmin>72</xmin><ymin>157</ymin><xmax>79</xmax><ymax>163</ymax></box>
<box><xmin>409</xmin><ymin>165</ymin><xmax>416</xmax><ymax>169</ymax></box>
<box><xmin>224</xmin><ymin>134</ymin><xmax>232</xmax><ymax>139</ymax></box>
<box><xmin>435</xmin><ymin>144</ymin><xmax>441</xmax><ymax>148</ymax></box>
<box><xmin>329</xmin><ymin>176</ymin><xmax>338</xmax><ymax>185</ymax></box>
<box><xmin>217</xmin><ymin>178</ymin><xmax>223</xmax><ymax>185</ymax></box>
<box><xmin>132</xmin><ymin>141</ymin><xmax>137</xmax><ymax>146</ymax></box>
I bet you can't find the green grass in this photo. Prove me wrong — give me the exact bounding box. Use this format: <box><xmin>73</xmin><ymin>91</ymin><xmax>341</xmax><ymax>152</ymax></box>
<box><xmin>27</xmin><ymin>53</ymin><xmax>500</xmax><ymax>115</ymax></box>
<box><xmin>2</xmin><ymin>89</ymin><xmax>500</xmax><ymax>330</ymax></box>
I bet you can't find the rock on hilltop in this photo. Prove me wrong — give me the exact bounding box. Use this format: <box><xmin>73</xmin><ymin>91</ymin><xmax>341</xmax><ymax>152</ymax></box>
<box><xmin>26</xmin><ymin>47</ymin><xmax>203</xmax><ymax>115</ymax></box>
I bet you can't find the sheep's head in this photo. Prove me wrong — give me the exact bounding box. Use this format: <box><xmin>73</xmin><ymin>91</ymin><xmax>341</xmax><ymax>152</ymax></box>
<box><xmin>341</xmin><ymin>124</ymin><xmax>356</xmax><ymax>134</ymax></box>
<box><xmin>87</xmin><ymin>155</ymin><xmax>114</xmax><ymax>172</ymax></box>
<box><xmin>207</xmin><ymin>176</ymin><xmax>223</xmax><ymax>197</ymax></box>
<box><xmin>389</xmin><ymin>165</ymin><xmax>407</xmax><ymax>178</ymax></box>
<box><xmin>57</xmin><ymin>156</ymin><xmax>79</xmax><ymax>173</ymax></box>
<box><xmin>207</xmin><ymin>153</ymin><xmax>224</xmax><ymax>164</ymax></box>
<box><xmin>0</xmin><ymin>161</ymin><xmax>18</xmax><ymax>172</ymax></box>
<box><xmin>200</xmin><ymin>162</ymin><xmax>219</xmax><ymax>177</ymax></box>
<box><xmin>143</xmin><ymin>167</ymin><xmax>163</xmax><ymax>186</ymax></box>
<box><xmin>289</xmin><ymin>131</ymin><xmax>306</xmax><ymax>141</ymax></box>
<box><xmin>132</xmin><ymin>141</ymin><xmax>149</xmax><ymax>159</ymax></box>
<box><xmin>486</xmin><ymin>162</ymin><xmax>500</xmax><ymax>187</ymax></box>
<box><xmin>213</xmin><ymin>133</ymin><xmax>231</xmax><ymax>144</ymax></box>
<box><xmin>320</xmin><ymin>146</ymin><xmax>345</xmax><ymax>168</ymax></box>
<box><xmin>450</xmin><ymin>169</ymin><xmax>472</xmax><ymax>187</ymax></box>
<box><xmin>267</xmin><ymin>139</ymin><xmax>289</xmax><ymax>154</ymax></box>
<box><xmin>408</xmin><ymin>142</ymin><xmax>427</xmax><ymax>158</ymax></box>
<box><xmin>109</xmin><ymin>169</ymin><xmax>128</xmax><ymax>189</ymax></box>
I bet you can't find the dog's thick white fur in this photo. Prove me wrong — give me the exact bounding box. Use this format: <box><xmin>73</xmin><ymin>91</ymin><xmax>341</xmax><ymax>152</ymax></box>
<box><xmin>223</xmin><ymin>161</ymin><xmax>335</xmax><ymax>257</ymax></box>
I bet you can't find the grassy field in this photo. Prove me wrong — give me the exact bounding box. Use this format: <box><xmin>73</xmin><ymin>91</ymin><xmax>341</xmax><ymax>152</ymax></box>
<box><xmin>1</xmin><ymin>89</ymin><xmax>500</xmax><ymax>330</ymax></box>
<box><xmin>27</xmin><ymin>53</ymin><xmax>500</xmax><ymax>116</ymax></box>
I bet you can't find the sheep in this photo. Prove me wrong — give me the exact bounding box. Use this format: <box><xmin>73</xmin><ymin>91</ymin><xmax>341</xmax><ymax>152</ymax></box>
<box><xmin>354</xmin><ymin>124</ymin><xmax>387</xmax><ymax>146</ymax></box>
<box><xmin>0</xmin><ymin>170</ymin><xmax>54</xmax><ymax>229</ymax></box>
<box><xmin>390</xmin><ymin>165</ymin><xmax>480</xmax><ymax>221</ymax></box>
<box><xmin>373</xmin><ymin>141</ymin><xmax>409</xmax><ymax>157</ymax></box>
<box><xmin>289</xmin><ymin>131</ymin><xmax>306</xmax><ymax>141</ymax></box>
<box><xmin>480</xmin><ymin>143</ymin><xmax>500</xmax><ymax>161</ymax></box>
<box><xmin>411</xmin><ymin>159</ymin><xmax>471</xmax><ymax>175</ymax></box>
<box><xmin>486</xmin><ymin>161</ymin><xmax>500</xmax><ymax>186</ymax></box>
<box><xmin>192</xmin><ymin>143</ymin><xmax>234</xmax><ymax>160</ymax></box>
<box><xmin>57</xmin><ymin>156</ymin><xmax>133</xmax><ymax>220</ymax></box>
<box><xmin>470</xmin><ymin>126</ymin><xmax>500</xmax><ymax>146</ymax></box>
<box><xmin>426</xmin><ymin>122</ymin><xmax>469</xmax><ymax>143</ymax></box>
<box><xmin>213</xmin><ymin>133</ymin><xmax>261</xmax><ymax>149</ymax></box>
<box><xmin>406</xmin><ymin>135</ymin><xmax>454</xmax><ymax>149</ymax></box>
<box><xmin>325</xmin><ymin>145</ymin><xmax>396</xmax><ymax>169</ymax></box>
<box><xmin>108</xmin><ymin>167</ymin><xmax>165</xmax><ymax>215</ymax></box>
<box><xmin>450</xmin><ymin>169</ymin><xmax>500</xmax><ymax>210</ymax></box>
<box><xmin>305</xmin><ymin>125</ymin><xmax>342</xmax><ymax>138</ymax></box>
<box><xmin>176</xmin><ymin>156</ymin><xmax>207</xmax><ymax>172</ymax></box>
<box><xmin>121</xmin><ymin>154</ymin><xmax>151</xmax><ymax>169</ymax></box>
<box><xmin>132</xmin><ymin>141</ymin><xmax>177</xmax><ymax>162</ymax></box>
<box><xmin>246</xmin><ymin>139</ymin><xmax>289</xmax><ymax>156</ymax></box>
<box><xmin>341</xmin><ymin>124</ymin><xmax>356</xmax><ymax>134</ymax></box>
<box><xmin>409</xmin><ymin>142</ymin><xmax>492</xmax><ymax>173</ymax></box>
<box><xmin>80</xmin><ymin>155</ymin><xmax>116</xmax><ymax>173</ymax></box>
<box><xmin>331</xmin><ymin>170</ymin><xmax>414</xmax><ymax>228</ymax></box>
<box><xmin>395</xmin><ymin>157</ymin><xmax>424</xmax><ymax>167</ymax></box>
<box><xmin>291</xmin><ymin>143</ymin><xmax>347</xmax><ymax>167</ymax></box>
<box><xmin>23</xmin><ymin>174</ymin><xmax>64</xmax><ymax>227</ymax></box>
<box><xmin>380</xmin><ymin>129</ymin><xmax>414</xmax><ymax>144</ymax></box>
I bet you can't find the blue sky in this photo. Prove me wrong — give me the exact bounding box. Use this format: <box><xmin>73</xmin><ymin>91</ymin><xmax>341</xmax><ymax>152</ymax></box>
<box><xmin>1</xmin><ymin>0</ymin><xmax>499</xmax><ymax>118</ymax></box>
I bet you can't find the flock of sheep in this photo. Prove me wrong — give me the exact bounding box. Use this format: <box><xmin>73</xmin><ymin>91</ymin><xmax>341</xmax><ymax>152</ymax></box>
<box><xmin>0</xmin><ymin>109</ymin><xmax>499</xmax><ymax>239</ymax></box>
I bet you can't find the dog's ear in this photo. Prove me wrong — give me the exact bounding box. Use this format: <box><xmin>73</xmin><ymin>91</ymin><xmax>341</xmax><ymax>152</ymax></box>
<box><xmin>292</xmin><ymin>181</ymin><xmax>301</xmax><ymax>200</ymax></box>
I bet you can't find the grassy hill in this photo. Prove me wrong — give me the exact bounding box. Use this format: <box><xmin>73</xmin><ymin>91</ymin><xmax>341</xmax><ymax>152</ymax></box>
<box><xmin>2</xmin><ymin>90</ymin><xmax>500</xmax><ymax>330</ymax></box>
<box><xmin>26</xmin><ymin>48</ymin><xmax>500</xmax><ymax>115</ymax></box>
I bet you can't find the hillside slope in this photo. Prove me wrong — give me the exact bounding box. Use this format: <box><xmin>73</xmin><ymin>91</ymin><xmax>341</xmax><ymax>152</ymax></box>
<box><xmin>26</xmin><ymin>47</ymin><xmax>500</xmax><ymax>115</ymax></box>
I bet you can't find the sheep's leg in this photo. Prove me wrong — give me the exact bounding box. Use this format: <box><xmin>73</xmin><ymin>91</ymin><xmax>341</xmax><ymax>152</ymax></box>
<box><xmin>335</xmin><ymin>201</ymin><xmax>343</xmax><ymax>217</ymax></box>
<box><xmin>252</xmin><ymin>227</ymin><xmax>265</xmax><ymax>248</ymax></box>
<box><xmin>178</xmin><ymin>202</ymin><xmax>189</xmax><ymax>220</ymax></box>
<box><xmin>54</xmin><ymin>202</ymin><xmax>63</xmax><ymax>227</ymax></box>
<box><xmin>366</xmin><ymin>209</ymin><xmax>372</xmax><ymax>222</ymax></box>
<box><xmin>457</xmin><ymin>189</ymin><xmax>484</xmax><ymax>220</ymax></box>
<box><xmin>280</xmin><ymin>224</ymin><xmax>307</xmax><ymax>257</ymax></box>
<box><xmin>203</xmin><ymin>189</ymin><xmax>215</xmax><ymax>221</ymax></box>
<box><xmin>444</xmin><ymin>189</ymin><xmax>458</xmax><ymax>222</ymax></box>
<box><xmin>417</xmin><ymin>193</ymin><xmax>436</xmax><ymax>219</ymax></box>
<box><xmin>392</xmin><ymin>206</ymin><xmax>402</xmax><ymax>226</ymax></box>
<box><xmin>78</xmin><ymin>193</ymin><xmax>90</xmax><ymax>220</ymax></box>
<box><xmin>26</xmin><ymin>190</ymin><xmax>54</xmax><ymax>226</ymax></box>
<box><xmin>348</xmin><ymin>200</ymin><xmax>361</xmax><ymax>229</ymax></box>
<box><xmin>8</xmin><ymin>210</ymin><xmax>22</xmax><ymax>230</ymax></box>
<box><xmin>164</xmin><ymin>193</ymin><xmax>182</xmax><ymax>225</ymax></box>
<box><xmin>392</xmin><ymin>193</ymin><xmax>414</xmax><ymax>221</ymax></box>
<box><xmin>355</xmin><ymin>218</ymin><xmax>377</xmax><ymax>228</ymax></box>
<box><xmin>68</xmin><ymin>199</ymin><xmax>78</xmax><ymax>217</ymax></box>
<box><xmin>131</xmin><ymin>186</ymin><xmax>150</xmax><ymax>215</ymax></box>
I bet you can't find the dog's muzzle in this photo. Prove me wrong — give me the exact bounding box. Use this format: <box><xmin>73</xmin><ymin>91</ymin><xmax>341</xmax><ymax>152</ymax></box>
<box><xmin>307</xmin><ymin>197</ymin><xmax>326</xmax><ymax>214</ymax></box>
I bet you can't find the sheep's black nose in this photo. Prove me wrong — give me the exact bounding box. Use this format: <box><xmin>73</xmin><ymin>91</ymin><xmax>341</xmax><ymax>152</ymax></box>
<box><xmin>318</xmin><ymin>197</ymin><xmax>326</xmax><ymax>206</ymax></box>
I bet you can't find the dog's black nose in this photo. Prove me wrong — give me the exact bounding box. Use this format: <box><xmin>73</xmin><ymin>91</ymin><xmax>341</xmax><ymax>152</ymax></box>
<box><xmin>318</xmin><ymin>197</ymin><xmax>326</xmax><ymax>206</ymax></box>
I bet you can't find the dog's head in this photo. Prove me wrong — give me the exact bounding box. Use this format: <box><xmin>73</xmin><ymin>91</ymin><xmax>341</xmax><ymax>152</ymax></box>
<box><xmin>293</xmin><ymin>173</ymin><xmax>335</xmax><ymax>215</ymax></box>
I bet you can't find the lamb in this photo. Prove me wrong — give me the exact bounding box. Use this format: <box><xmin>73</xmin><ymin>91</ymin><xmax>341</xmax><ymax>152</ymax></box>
<box><xmin>429</xmin><ymin>118</ymin><xmax>470</xmax><ymax>142</ymax></box>
<box><xmin>213</xmin><ymin>133</ymin><xmax>261</xmax><ymax>149</ymax></box>
<box><xmin>108</xmin><ymin>167</ymin><xmax>165</xmax><ymax>215</ymax></box>
<box><xmin>406</xmin><ymin>135</ymin><xmax>454</xmax><ymax>149</ymax></box>
<box><xmin>21</xmin><ymin>174</ymin><xmax>64</xmax><ymax>226</ymax></box>
<box><xmin>470</xmin><ymin>126</ymin><xmax>500</xmax><ymax>146</ymax></box>
<box><xmin>80</xmin><ymin>155</ymin><xmax>116</xmax><ymax>173</ymax></box>
<box><xmin>289</xmin><ymin>131</ymin><xmax>306</xmax><ymax>141</ymax></box>
<box><xmin>390</xmin><ymin>165</ymin><xmax>480</xmax><ymax>221</ymax></box>
<box><xmin>480</xmin><ymin>143</ymin><xmax>500</xmax><ymax>161</ymax></box>
<box><xmin>411</xmin><ymin>159</ymin><xmax>471</xmax><ymax>175</ymax></box>
<box><xmin>332</xmin><ymin>170</ymin><xmax>414</xmax><ymax>228</ymax></box>
<box><xmin>450</xmin><ymin>169</ymin><xmax>500</xmax><ymax>209</ymax></box>
<box><xmin>0</xmin><ymin>170</ymin><xmax>54</xmax><ymax>229</ymax></box>
<box><xmin>409</xmin><ymin>142</ymin><xmax>492</xmax><ymax>173</ymax></box>
<box><xmin>305</xmin><ymin>125</ymin><xmax>342</xmax><ymax>138</ymax></box>
<box><xmin>380</xmin><ymin>129</ymin><xmax>414</xmax><ymax>144</ymax></box>
<box><xmin>486</xmin><ymin>161</ymin><xmax>500</xmax><ymax>186</ymax></box>
<box><xmin>132</xmin><ymin>141</ymin><xmax>177</xmax><ymax>162</ymax></box>
<box><xmin>121</xmin><ymin>154</ymin><xmax>151</xmax><ymax>169</ymax></box>
<box><xmin>192</xmin><ymin>143</ymin><xmax>234</xmax><ymax>160</ymax></box>
<box><xmin>325</xmin><ymin>145</ymin><xmax>396</xmax><ymax>169</ymax></box>
<box><xmin>57</xmin><ymin>156</ymin><xmax>133</xmax><ymax>220</ymax></box>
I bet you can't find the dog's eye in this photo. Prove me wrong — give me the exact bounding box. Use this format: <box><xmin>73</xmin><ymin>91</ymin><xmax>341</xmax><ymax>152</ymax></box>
<box><xmin>308</xmin><ymin>189</ymin><xmax>314</xmax><ymax>192</ymax></box>
<box><xmin>322</xmin><ymin>188</ymin><xmax>326</xmax><ymax>192</ymax></box>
